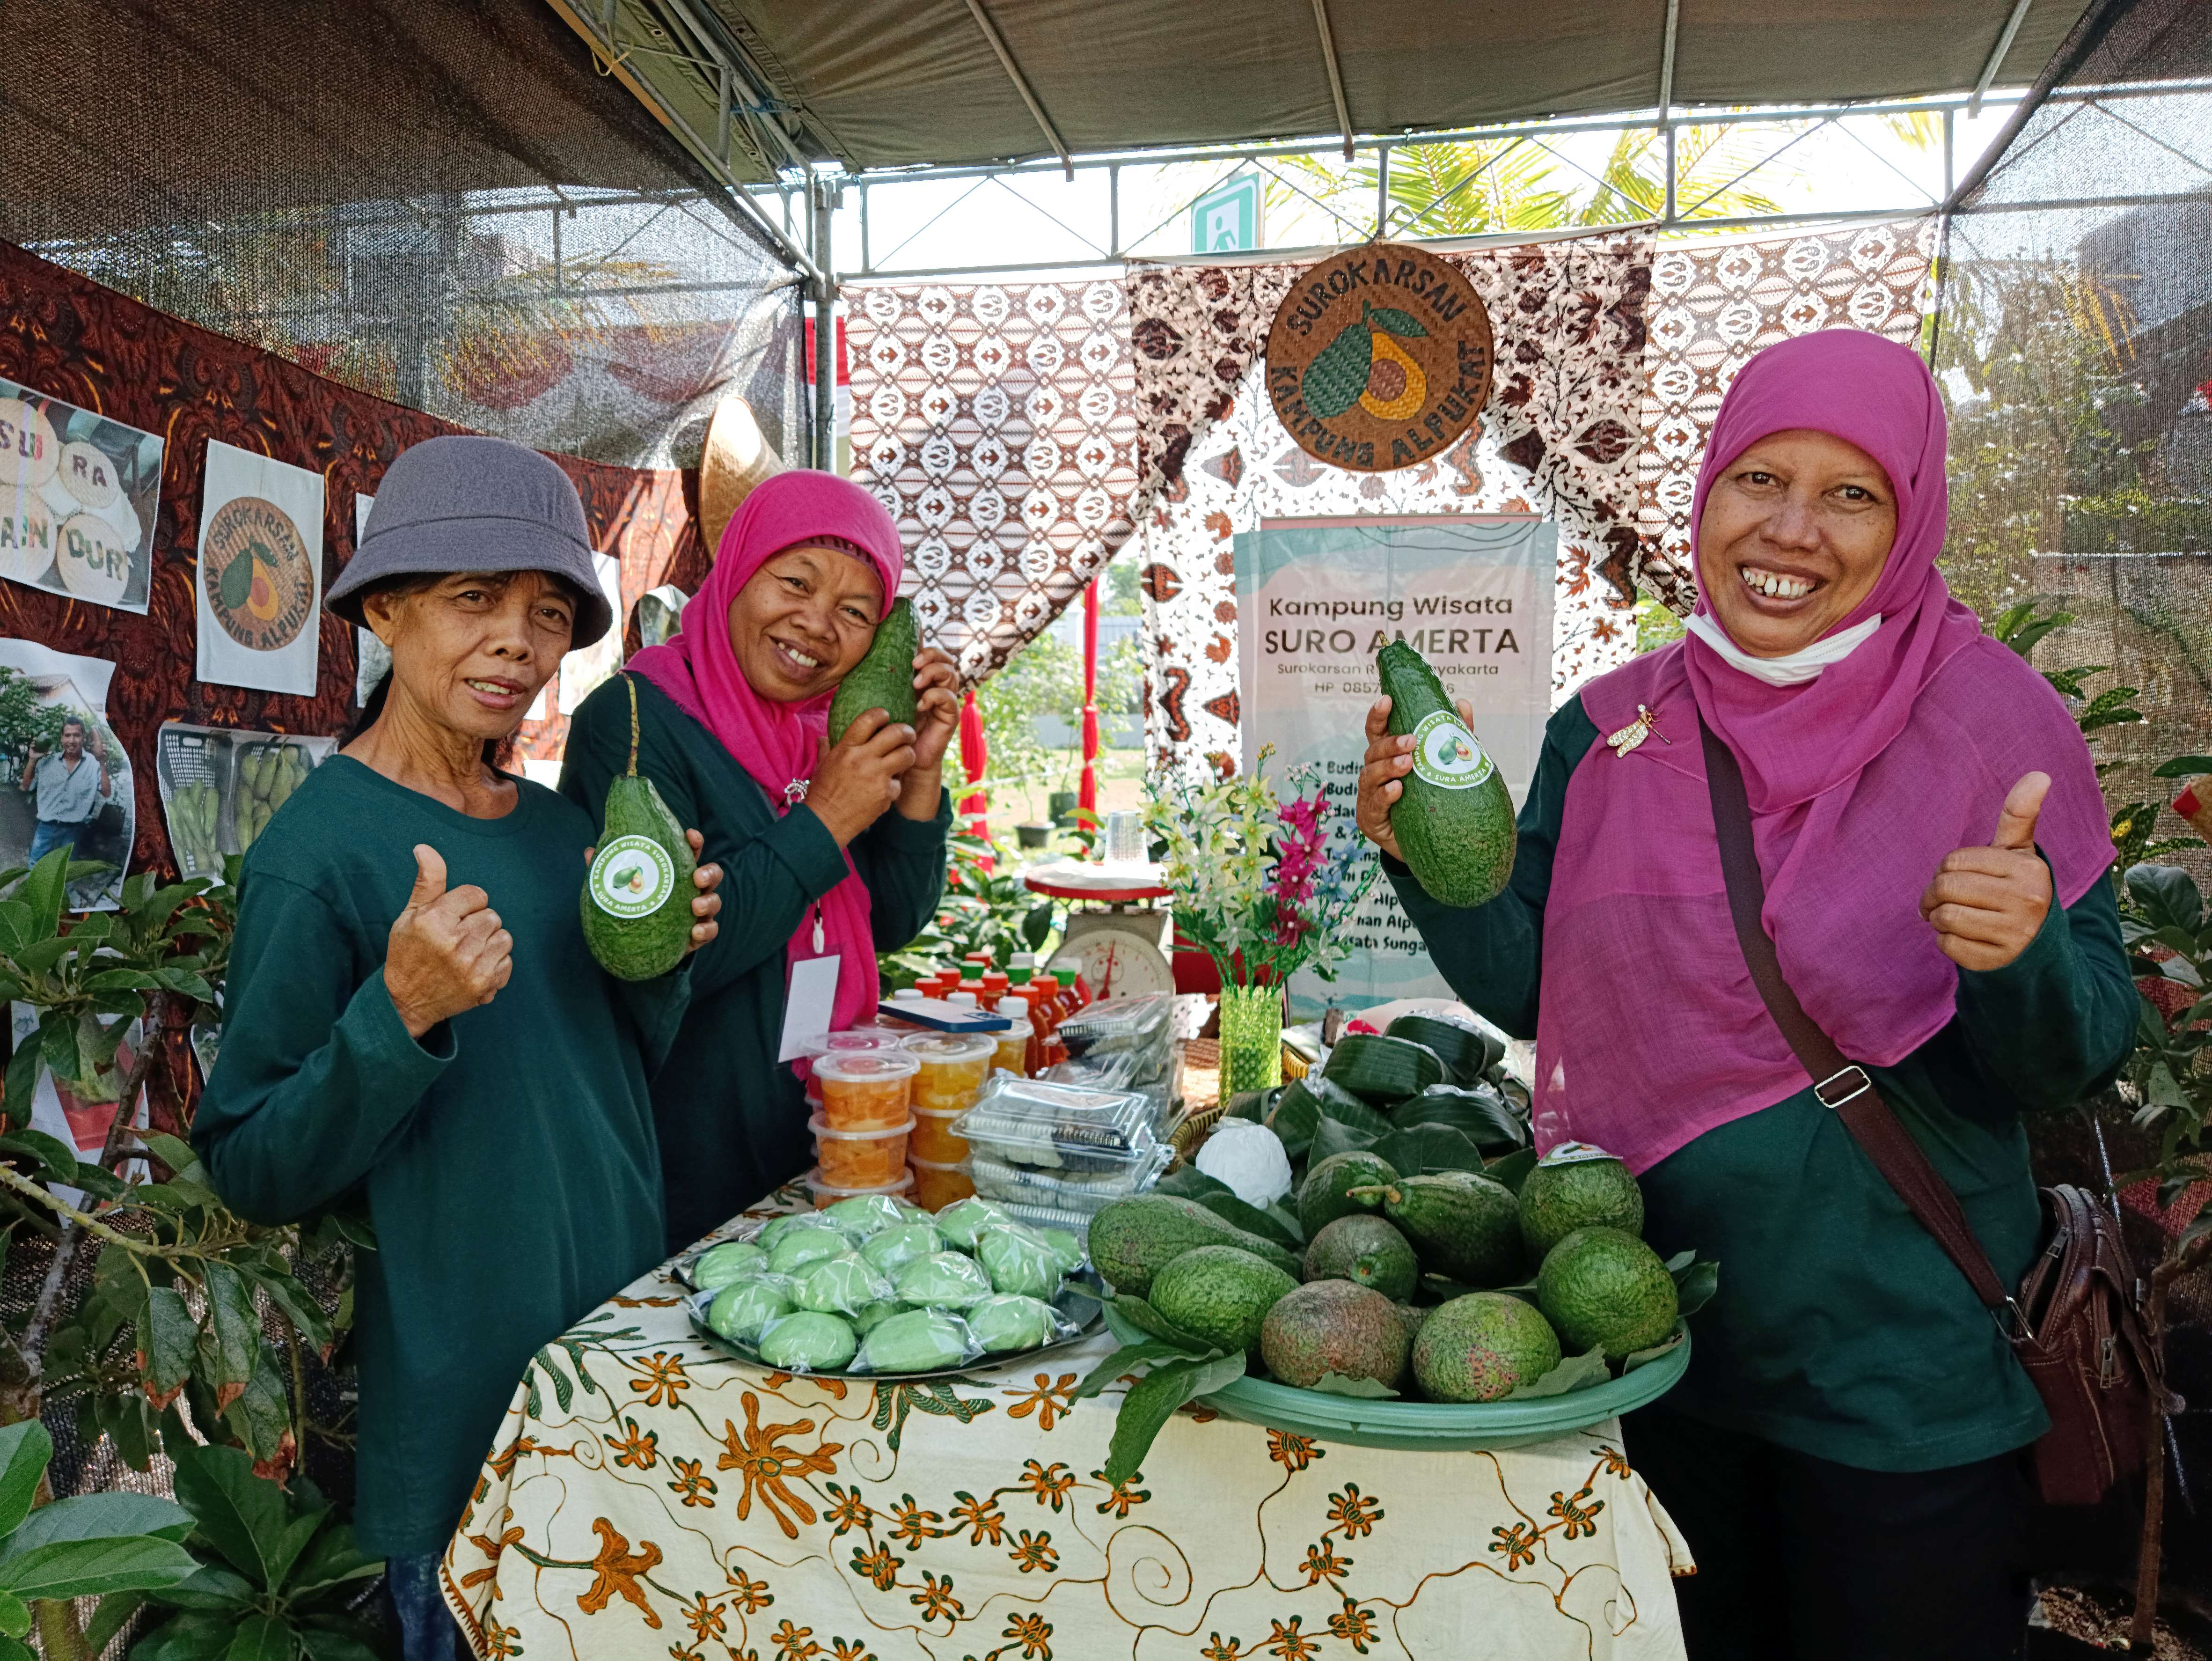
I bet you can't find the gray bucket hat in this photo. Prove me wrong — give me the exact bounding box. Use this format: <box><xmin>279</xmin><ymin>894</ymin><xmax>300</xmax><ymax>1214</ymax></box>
<box><xmin>326</xmin><ymin>435</ymin><xmax>612</xmax><ymax>645</ymax></box>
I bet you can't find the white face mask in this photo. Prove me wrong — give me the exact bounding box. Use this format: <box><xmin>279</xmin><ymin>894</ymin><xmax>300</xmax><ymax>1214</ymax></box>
<box><xmin>1685</xmin><ymin>610</ymin><xmax>1885</xmax><ymax>687</ymax></box>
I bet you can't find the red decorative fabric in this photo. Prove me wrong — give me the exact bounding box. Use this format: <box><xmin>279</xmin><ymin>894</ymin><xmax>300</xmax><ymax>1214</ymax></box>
<box><xmin>0</xmin><ymin>239</ymin><xmax>708</xmax><ymax>878</ymax></box>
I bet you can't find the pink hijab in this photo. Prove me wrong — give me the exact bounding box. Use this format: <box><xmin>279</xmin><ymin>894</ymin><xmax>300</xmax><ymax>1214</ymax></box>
<box><xmin>1536</xmin><ymin>330</ymin><xmax>2114</xmax><ymax>1173</ymax></box>
<box><xmin>629</xmin><ymin>470</ymin><xmax>906</xmax><ymax>1045</ymax></box>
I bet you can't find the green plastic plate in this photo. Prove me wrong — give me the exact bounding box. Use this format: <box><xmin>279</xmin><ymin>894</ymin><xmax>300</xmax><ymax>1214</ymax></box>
<box><xmin>1102</xmin><ymin>1306</ymin><xmax>1690</xmax><ymax>1452</ymax></box>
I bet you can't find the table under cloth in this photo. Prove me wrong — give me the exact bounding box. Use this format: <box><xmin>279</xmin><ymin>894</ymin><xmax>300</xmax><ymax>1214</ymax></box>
<box><xmin>444</xmin><ymin>1187</ymin><xmax>1694</xmax><ymax>1661</ymax></box>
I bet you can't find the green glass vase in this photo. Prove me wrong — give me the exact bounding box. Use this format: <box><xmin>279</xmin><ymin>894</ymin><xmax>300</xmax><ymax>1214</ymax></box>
<box><xmin>1217</xmin><ymin>982</ymin><xmax>1283</xmax><ymax>1098</ymax></box>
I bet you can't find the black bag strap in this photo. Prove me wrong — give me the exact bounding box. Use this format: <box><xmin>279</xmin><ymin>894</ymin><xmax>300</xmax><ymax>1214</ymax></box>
<box><xmin>1699</xmin><ymin>717</ymin><xmax>2021</xmax><ymax>1320</ymax></box>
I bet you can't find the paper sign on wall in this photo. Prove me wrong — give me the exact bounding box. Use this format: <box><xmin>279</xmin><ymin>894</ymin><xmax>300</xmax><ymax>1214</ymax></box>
<box><xmin>1235</xmin><ymin>513</ymin><xmax>1556</xmax><ymax>1017</ymax></box>
<box><xmin>0</xmin><ymin>377</ymin><xmax>164</xmax><ymax>613</ymax></box>
<box><xmin>0</xmin><ymin>636</ymin><xmax>134</xmax><ymax>911</ymax></box>
<box><xmin>195</xmin><ymin>440</ymin><xmax>324</xmax><ymax>696</ymax></box>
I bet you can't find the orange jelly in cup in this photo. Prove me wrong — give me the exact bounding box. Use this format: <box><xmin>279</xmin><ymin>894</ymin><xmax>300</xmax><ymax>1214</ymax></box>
<box><xmin>901</xmin><ymin>1033</ymin><xmax>996</xmax><ymax>1112</ymax></box>
<box><xmin>813</xmin><ymin>1051</ymin><xmax>918</xmax><ymax>1130</ymax></box>
<box><xmin>908</xmin><ymin>1156</ymin><xmax>974</xmax><ymax>1211</ymax></box>
<box><xmin>910</xmin><ymin>1103</ymin><xmax>971</xmax><ymax>1164</ymax></box>
<box><xmin>809</xmin><ymin>1112</ymin><xmax>913</xmax><ymax>1188</ymax></box>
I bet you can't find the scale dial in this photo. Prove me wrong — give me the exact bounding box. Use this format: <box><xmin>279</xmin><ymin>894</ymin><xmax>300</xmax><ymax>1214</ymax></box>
<box><xmin>1048</xmin><ymin>912</ymin><xmax>1174</xmax><ymax>1000</ymax></box>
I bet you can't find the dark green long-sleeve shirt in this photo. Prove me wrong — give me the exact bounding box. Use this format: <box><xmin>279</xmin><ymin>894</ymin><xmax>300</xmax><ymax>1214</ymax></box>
<box><xmin>559</xmin><ymin>673</ymin><xmax>951</xmax><ymax>1255</ymax></box>
<box><xmin>196</xmin><ymin>759</ymin><xmax>688</xmax><ymax>1556</ymax></box>
<box><xmin>1389</xmin><ymin>695</ymin><xmax>2138</xmax><ymax>1471</ymax></box>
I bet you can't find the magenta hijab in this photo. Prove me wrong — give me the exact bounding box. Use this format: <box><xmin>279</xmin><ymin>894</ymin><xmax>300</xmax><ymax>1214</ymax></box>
<box><xmin>1536</xmin><ymin>330</ymin><xmax>2114</xmax><ymax>1174</ymax></box>
<box><xmin>628</xmin><ymin>470</ymin><xmax>906</xmax><ymax>1047</ymax></box>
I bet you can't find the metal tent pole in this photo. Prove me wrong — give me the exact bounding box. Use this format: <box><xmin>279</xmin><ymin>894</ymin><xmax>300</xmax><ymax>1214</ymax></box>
<box><xmin>1079</xmin><ymin>578</ymin><xmax>1101</xmax><ymax>816</ymax></box>
<box><xmin>811</xmin><ymin>178</ymin><xmax>838</xmax><ymax>471</ymax></box>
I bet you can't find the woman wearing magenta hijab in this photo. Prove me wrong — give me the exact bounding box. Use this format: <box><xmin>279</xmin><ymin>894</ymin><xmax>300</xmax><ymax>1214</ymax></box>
<box><xmin>560</xmin><ymin>470</ymin><xmax>956</xmax><ymax>1252</ymax></box>
<box><xmin>1355</xmin><ymin>331</ymin><xmax>2132</xmax><ymax>1658</ymax></box>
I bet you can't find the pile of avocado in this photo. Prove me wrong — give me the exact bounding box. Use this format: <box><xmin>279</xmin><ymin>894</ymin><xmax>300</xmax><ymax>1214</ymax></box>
<box><xmin>690</xmin><ymin>1192</ymin><xmax>1086</xmax><ymax>1374</ymax></box>
<box><xmin>1092</xmin><ymin>1010</ymin><xmax>1706</xmax><ymax>1407</ymax></box>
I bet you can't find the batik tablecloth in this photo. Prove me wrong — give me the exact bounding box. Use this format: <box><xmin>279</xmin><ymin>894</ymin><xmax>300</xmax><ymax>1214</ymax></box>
<box><xmin>445</xmin><ymin>1191</ymin><xmax>1693</xmax><ymax>1661</ymax></box>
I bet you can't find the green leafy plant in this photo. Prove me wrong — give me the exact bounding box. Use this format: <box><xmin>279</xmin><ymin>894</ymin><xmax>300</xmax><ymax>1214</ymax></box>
<box><xmin>879</xmin><ymin>827</ymin><xmax>1060</xmax><ymax>987</ymax></box>
<box><xmin>128</xmin><ymin>1441</ymin><xmax>385</xmax><ymax>1661</ymax></box>
<box><xmin>0</xmin><ymin>1420</ymin><xmax>203</xmax><ymax>1661</ymax></box>
<box><xmin>0</xmin><ymin>849</ymin><xmax>367</xmax><ymax>1658</ymax></box>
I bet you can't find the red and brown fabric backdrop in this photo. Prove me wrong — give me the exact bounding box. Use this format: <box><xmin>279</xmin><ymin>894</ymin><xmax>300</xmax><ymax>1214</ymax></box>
<box><xmin>0</xmin><ymin>239</ymin><xmax>707</xmax><ymax>879</ymax></box>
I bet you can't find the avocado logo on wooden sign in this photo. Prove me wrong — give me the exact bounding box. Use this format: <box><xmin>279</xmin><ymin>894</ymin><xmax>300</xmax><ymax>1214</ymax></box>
<box><xmin>1265</xmin><ymin>242</ymin><xmax>1494</xmax><ymax>473</ymax></box>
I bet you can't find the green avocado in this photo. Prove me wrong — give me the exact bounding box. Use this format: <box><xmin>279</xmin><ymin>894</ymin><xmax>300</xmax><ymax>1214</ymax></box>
<box><xmin>581</xmin><ymin>675</ymin><xmax>696</xmax><ymax>981</ymax></box>
<box><xmin>1377</xmin><ymin>639</ymin><xmax>1515</xmax><ymax>908</ymax></box>
<box><xmin>1354</xmin><ymin>1171</ymin><xmax>1523</xmax><ymax>1287</ymax></box>
<box><xmin>1303</xmin><ymin>1214</ymin><xmax>1419</xmax><ymax>1302</ymax></box>
<box><xmin>1536</xmin><ymin>1226</ymin><xmax>1680</xmax><ymax>1357</ymax></box>
<box><xmin>828</xmin><ymin>596</ymin><xmax>920</xmax><ymax>745</ymax></box>
<box><xmin>1297</xmin><ymin>1150</ymin><xmax>1398</xmax><ymax>1238</ymax></box>
<box><xmin>1411</xmin><ymin>1292</ymin><xmax>1561</xmax><ymax>1402</ymax></box>
<box><xmin>1086</xmin><ymin>1194</ymin><xmax>1302</xmax><ymax>1297</ymax></box>
<box><xmin>1519</xmin><ymin>1152</ymin><xmax>1645</xmax><ymax>1261</ymax></box>
<box><xmin>1149</xmin><ymin>1245</ymin><xmax>1299</xmax><ymax>1355</ymax></box>
<box><xmin>1258</xmin><ymin>1279</ymin><xmax>1410</xmax><ymax>1390</ymax></box>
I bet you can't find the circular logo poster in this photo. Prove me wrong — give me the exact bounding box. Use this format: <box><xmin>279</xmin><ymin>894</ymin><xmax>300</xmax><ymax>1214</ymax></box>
<box><xmin>588</xmin><ymin>835</ymin><xmax>676</xmax><ymax>919</ymax></box>
<box><xmin>202</xmin><ymin>495</ymin><xmax>315</xmax><ymax>652</ymax></box>
<box><xmin>1264</xmin><ymin>242</ymin><xmax>1494</xmax><ymax>474</ymax></box>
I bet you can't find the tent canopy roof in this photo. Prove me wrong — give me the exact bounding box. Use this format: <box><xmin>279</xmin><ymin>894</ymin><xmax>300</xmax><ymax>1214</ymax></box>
<box><xmin>620</xmin><ymin>0</ymin><xmax>2096</xmax><ymax>178</ymax></box>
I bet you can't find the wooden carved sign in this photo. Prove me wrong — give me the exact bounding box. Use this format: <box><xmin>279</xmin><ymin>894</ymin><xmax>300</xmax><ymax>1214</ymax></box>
<box><xmin>1265</xmin><ymin>242</ymin><xmax>1494</xmax><ymax>473</ymax></box>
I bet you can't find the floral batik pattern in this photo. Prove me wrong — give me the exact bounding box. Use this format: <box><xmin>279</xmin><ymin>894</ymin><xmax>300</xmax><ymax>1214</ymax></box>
<box><xmin>446</xmin><ymin>1186</ymin><xmax>1694</xmax><ymax>1659</ymax></box>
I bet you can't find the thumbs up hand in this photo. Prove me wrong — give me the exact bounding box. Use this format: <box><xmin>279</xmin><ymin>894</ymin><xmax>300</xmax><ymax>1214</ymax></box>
<box><xmin>1919</xmin><ymin>772</ymin><xmax>2054</xmax><ymax>972</ymax></box>
<box><xmin>384</xmin><ymin>844</ymin><xmax>514</xmax><ymax>1037</ymax></box>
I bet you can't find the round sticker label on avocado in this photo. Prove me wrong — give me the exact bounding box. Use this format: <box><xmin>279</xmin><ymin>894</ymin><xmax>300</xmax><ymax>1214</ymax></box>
<box><xmin>589</xmin><ymin>835</ymin><xmax>675</xmax><ymax>919</ymax></box>
<box><xmin>1410</xmin><ymin>709</ymin><xmax>1494</xmax><ymax>790</ymax></box>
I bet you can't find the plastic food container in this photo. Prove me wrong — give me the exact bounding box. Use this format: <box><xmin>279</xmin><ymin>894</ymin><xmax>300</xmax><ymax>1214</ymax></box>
<box><xmin>809</xmin><ymin>1111</ymin><xmax>914</xmax><ymax>1187</ymax></box>
<box><xmin>804</xmin><ymin>1166</ymin><xmax>915</xmax><ymax>1211</ymax></box>
<box><xmin>910</xmin><ymin>1102</ymin><xmax>971</xmax><ymax>1164</ymax></box>
<box><xmin>908</xmin><ymin>1155</ymin><xmax>975</xmax><ymax>1211</ymax></box>
<box><xmin>954</xmin><ymin>1076</ymin><xmax>1159</xmax><ymax>1169</ymax></box>
<box><xmin>990</xmin><ymin>1027</ymin><xmax>1031</xmax><ymax>1076</ymax></box>
<box><xmin>902</xmin><ymin>1033</ymin><xmax>996</xmax><ymax>1110</ymax></box>
<box><xmin>813</xmin><ymin>1051</ymin><xmax>919</xmax><ymax>1130</ymax></box>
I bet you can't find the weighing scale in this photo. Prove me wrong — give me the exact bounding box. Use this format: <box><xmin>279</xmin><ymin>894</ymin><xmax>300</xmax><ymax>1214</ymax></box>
<box><xmin>1021</xmin><ymin>859</ymin><xmax>1175</xmax><ymax>999</ymax></box>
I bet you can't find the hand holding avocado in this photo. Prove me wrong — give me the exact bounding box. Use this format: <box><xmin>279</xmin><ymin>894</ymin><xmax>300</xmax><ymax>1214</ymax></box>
<box><xmin>905</xmin><ymin>646</ymin><xmax>960</xmax><ymax>773</ymax></box>
<box><xmin>1355</xmin><ymin>691</ymin><xmax>1476</xmax><ymax>860</ymax></box>
<box><xmin>808</xmin><ymin>708</ymin><xmax>917</xmax><ymax>847</ymax></box>
<box><xmin>582</xmin><ymin>827</ymin><xmax>725</xmax><ymax>958</ymax></box>
<box><xmin>1919</xmin><ymin>770</ymin><xmax>2053</xmax><ymax>971</ymax></box>
<box><xmin>385</xmin><ymin>845</ymin><xmax>513</xmax><ymax>1036</ymax></box>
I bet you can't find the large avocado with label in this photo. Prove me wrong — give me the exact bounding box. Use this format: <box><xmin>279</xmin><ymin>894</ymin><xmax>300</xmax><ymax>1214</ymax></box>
<box><xmin>1377</xmin><ymin>639</ymin><xmax>1516</xmax><ymax>907</ymax></box>
<box><xmin>582</xmin><ymin>675</ymin><xmax>697</xmax><ymax>981</ymax></box>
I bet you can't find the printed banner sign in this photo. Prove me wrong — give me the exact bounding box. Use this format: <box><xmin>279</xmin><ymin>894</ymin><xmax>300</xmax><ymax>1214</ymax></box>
<box><xmin>1236</xmin><ymin>513</ymin><xmax>1554</xmax><ymax>1015</ymax></box>
<box><xmin>0</xmin><ymin>637</ymin><xmax>133</xmax><ymax>910</ymax></box>
<box><xmin>155</xmin><ymin>723</ymin><xmax>337</xmax><ymax>882</ymax></box>
<box><xmin>195</xmin><ymin>440</ymin><xmax>324</xmax><ymax>696</ymax></box>
<box><xmin>0</xmin><ymin>377</ymin><xmax>164</xmax><ymax>612</ymax></box>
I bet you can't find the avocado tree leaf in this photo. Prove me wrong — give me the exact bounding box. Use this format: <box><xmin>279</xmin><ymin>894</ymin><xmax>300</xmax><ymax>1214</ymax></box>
<box><xmin>1372</xmin><ymin>1124</ymin><xmax>1486</xmax><ymax>1177</ymax></box>
<box><xmin>1194</xmin><ymin>1191</ymin><xmax>1299</xmax><ymax>1250</ymax></box>
<box><xmin>0</xmin><ymin>1534</ymin><xmax>200</xmax><ymax>1600</ymax></box>
<box><xmin>220</xmin><ymin>1613</ymin><xmax>292</xmax><ymax>1661</ymax></box>
<box><xmin>1365</xmin><ymin>304</ymin><xmax>1430</xmax><ymax>338</ymax></box>
<box><xmin>148</xmin><ymin>1564</ymin><xmax>259</xmax><ymax>1610</ymax></box>
<box><xmin>284</xmin><ymin>1524</ymin><xmax>381</xmax><ymax>1600</ymax></box>
<box><xmin>198</xmin><ymin>1263</ymin><xmax>261</xmax><ymax>1405</ymax></box>
<box><xmin>129</xmin><ymin>1609</ymin><xmax>240</xmax><ymax>1661</ymax></box>
<box><xmin>1107</xmin><ymin>1296</ymin><xmax>1216</xmax><ymax>1356</ymax></box>
<box><xmin>1501</xmin><ymin>1346</ymin><xmax>1612</xmax><ymax>1401</ymax></box>
<box><xmin>83</xmin><ymin>1589</ymin><xmax>146</xmax><ymax>1655</ymax></box>
<box><xmin>1</xmin><ymin>1043</ymin><xmax>40</xmax><ymax>1131</ymax></box>
<box><xmin>1671</xmin><ymin>1259</ymin><xmax>1720</xmax><ymax>1319</ymax></box>
<box><xmin>3</xmin><ymin>1491</ymin><xmax>194</xmax><ymax>1553</ymax></box>
<box><xmin>2126</xmin><ymin>863</ymin><xmax>2202</xmax><ymax>934</ymax></box>
<box><xmin>0</xmin><ymin>1593</ymin><xmax>23</xmax><ymax>1640</ymax></box>
<box><xmin>0</xmin><ymin>1423</ymin><xmax>51</xmax><ymax>1544</ymax></box>
<box><xmin>295</xmin><ymin>1623</ymin><xmax>388</xmax><ymax>1661</ymax></box>
<box><xmin>1101</xmin><ymin>1359</ymin><xmax>1200</xmax><ymax>1487</ymax></box>
<box><xmin>0</xmin><ymin>1129</ymin><xmax>76</xmax><ymax>1188</ymax></box>
<box><xmin>139</xmin><ymin>1286</ymin><xmax>199</xmax><ymax>1406</ymax></box>
<box><xmin>2151</xmin><ymin>755</ymin><xmax>2212</xmax><ymax>779</ymax></box>
<box><xmin>1307</xmin><ymin>1371</ymin><xmax>1399</xmax><ymax>1398</ymax></box>
<box><xmin>1661</xmin><ymin>1249</ymin><xmax>1697</xmax><ymax>1275</ymax></box>
<box><xmin>1622</xmin><ymin>1326</ymin><xmax>1688</xmax><ymax>1372</ymax></box>
<box><xmin>168</xmin><ymin>1440</ymin><xmax>289</xmax><ymax>1589</ymax></box>
<box><xmin>220</xmin><ymin>1346</ymin><xmax>295</xmax><ymax>1472</ymax></box>
<box><xmin>1074</xmin><ymin>1341</ymin><xmax>1213</xmax><ymax>1401</ymax></box>
<box><xmin>12</xmin><ymin>848</ymin><xmax>72</xmax><ymax>945</ymax></box>
<box><xmin>1483</xmin><ymin>1147</ymin><xmax>1540</xmax><ymax>1194</ymax></box>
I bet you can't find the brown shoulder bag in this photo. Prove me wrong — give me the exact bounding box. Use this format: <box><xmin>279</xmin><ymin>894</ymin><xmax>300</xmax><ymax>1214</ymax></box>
<box><xmin>1700</xmin><ymin>718</ymin><xmax>2173</xmax><ymax>1506</ymax></box>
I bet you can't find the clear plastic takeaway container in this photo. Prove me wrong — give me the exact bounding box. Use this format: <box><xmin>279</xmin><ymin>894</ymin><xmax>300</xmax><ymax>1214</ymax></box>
<box><xmin>812</xmin><ymin>1049</ymin><xmax>919</xmax><ymax>1131</ymax></box>
<box><xmin>952</xmin><ymin>1075</ymin><xmax>1167</xmax><ymax>1213</ymax></box>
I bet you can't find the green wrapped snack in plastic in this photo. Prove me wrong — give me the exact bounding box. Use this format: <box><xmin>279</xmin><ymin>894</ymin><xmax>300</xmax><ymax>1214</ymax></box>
<box><xmin>853</xmin><ymin>1300</ymin><xmax>901</xmax><ymax>1336</ymax></box>
<box><xmin>793</xmin><ymin>1254</ymin><xmax>895</xmax><ymax>1317</ymax></box>
<box><xmin>691</xmin><ymin>1241</ymin><xmax>769</xmax><ymax>1290</ymax></box>
<box><xmin>768</xmin><ymin>1227</ymin><xmax>850</xmax><ymax>1277</ymax></box>
<box><xmin>976</xmin><ymin>1224</ymin><xmax>1060</xmax><ymax>1299</ymax></box>
<box><xmin>934</xmin><ymin>1196</ymin><xmax>1013</xmax><ymax>1250</ymax></box>
<box><xmin>893</xmin><ymin>1250</ymin><xmax>994</xmax><ymax>1310</ymax></box>
<box><xmin>860</xmin><ymin>1222</ymin><xmax>943</xmax><ymax>1277</ymax></box>
<box><xmin>707</xmin><ymin>1278</ymin><xmax>791</xmax><ymax>1345</ymax></box>
<box><xmin>756</xmin><ymin>1310</ymin><xmax>857</xmax><ymax>1371</ymax></box>
<box><xmin>757</xmin><ymin>1212</ymin><xmax>843</xmax><ymax>1250</ymax></box>
<box><xmin>966</xmin><ymin>1294</ymin><xmax>1061</xmax><ymax>1353</ymax></box>
<box><xmin>1039</xmin><ymin>1228</ymin><xmax>1085</xmax><ymax>1276</ymax></box>
<box><xmin>857</xmin><ymin>1308</ymin><xmax>974</xmax><ymax>1373</ymax></box>
<box><xmin>824</xmin><ymin>1193</ymin><xmax>908</xmax><ymax>1240</ymax></box>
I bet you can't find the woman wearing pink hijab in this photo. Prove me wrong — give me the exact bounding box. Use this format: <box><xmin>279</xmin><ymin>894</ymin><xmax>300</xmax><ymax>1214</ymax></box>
<box><xmin>560</xmin><ymin>470</ymin><xmax>957</xmax><ymax>1254</ymax></box>
<box><xmin>1356</xmin><ymin>331</ymin><xmax>2132</xmax><ymax>1658</ymax></box>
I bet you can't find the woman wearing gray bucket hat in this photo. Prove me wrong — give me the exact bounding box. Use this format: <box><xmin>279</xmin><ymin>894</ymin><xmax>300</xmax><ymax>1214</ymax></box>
<box><xmin>196</xmin><ymin>435</ymin><xmax>724</xmax><ymax>1661</ymax></box>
